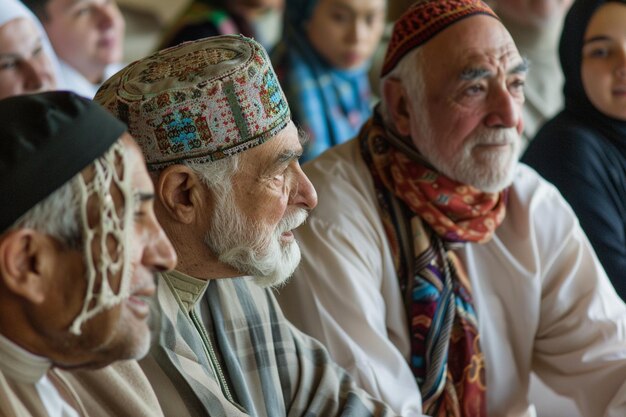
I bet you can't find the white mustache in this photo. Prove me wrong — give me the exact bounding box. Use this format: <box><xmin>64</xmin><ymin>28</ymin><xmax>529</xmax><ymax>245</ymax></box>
<box><xmin>277</xmin><ymin>209</ymin><xmax>309</xmax><ymax>235</ymax></box>
<box><xmin>472</xmin><ymin>128</ymin><xmax>518</xmax><ymax>147</ymax></box>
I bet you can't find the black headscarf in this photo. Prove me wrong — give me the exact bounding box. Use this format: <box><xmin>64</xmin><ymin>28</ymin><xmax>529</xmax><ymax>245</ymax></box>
<box><xmin>560</xmin><ymin>0</ymin><xmax>626</xmax><ymax>147</ymax></box>
<box><xmin>0</xmin><ymin>91</ymin><xmax>126</xmax><ymax>233</ymax></box>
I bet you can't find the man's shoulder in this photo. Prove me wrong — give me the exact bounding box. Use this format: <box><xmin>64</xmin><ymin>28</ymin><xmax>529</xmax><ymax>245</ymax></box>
<box><xmin>303</xmin><ymin>138</ymin><xmax>365</xmax><ymax>185</ymax></box>
<box><xmin>499</xmin><ymin>163</ymin><xmax>580</xmax><ymax>241</ymax></box>
<box><xmin>509</xmin><ymin>163</ymin><xmax>564</xmax><ymax>206</ymax></box>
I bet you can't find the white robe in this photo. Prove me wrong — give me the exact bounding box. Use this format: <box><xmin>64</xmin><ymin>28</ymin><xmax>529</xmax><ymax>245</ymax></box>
<box><xmin>0</xmin><ymin>334</ymin><xmax>83</xmax><ymax>417</ymax></box>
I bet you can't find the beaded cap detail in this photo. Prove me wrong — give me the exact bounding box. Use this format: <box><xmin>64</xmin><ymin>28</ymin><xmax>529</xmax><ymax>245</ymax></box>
<box><xmin>381</xmin><ymin>0</ymin><xmax>498</xmax><ymax>77</ymax></box>
<box><xmin>95</xmin><ymin>35</ymin><xmax>291</xmax><ymax>170</ymax></box>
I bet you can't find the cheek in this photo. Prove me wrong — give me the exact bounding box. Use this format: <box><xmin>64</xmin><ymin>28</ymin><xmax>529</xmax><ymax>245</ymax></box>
<box><xmin>77</xmin><ymin>304</ymin><xmax>123</xmax><ymax>350</ymax></box>
<box><xmin>582</xmin><ymin>62</ymin><xmax>612</xmax><ymax>105</ymax></box>
<box><xmin>0</xmin><ymin>75</ymin><xmax>20</xmax><ymax>98</ymax></box>
<box><xmin>308</xmin><ymin>21</ymin><xmax>345</xmax><ymax>61</ymax></box>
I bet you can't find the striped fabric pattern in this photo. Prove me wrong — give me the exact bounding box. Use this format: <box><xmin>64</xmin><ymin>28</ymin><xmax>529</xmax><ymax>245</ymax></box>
<box><xmin>149</xmin><ymin>270</ymin><xmax>400</xmax><ymax>417</ymax></box>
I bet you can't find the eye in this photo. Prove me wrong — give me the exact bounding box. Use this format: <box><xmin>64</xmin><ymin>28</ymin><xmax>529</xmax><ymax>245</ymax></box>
<box><xmin>509</xmin><ymin>78</ymin><xmax>525</xmax><ymax>92</ymax></box>
<box><xmin>272</xmin><ymin>170</ymin><xmax>287</xmax><ymax>186</ymax></box>
<box><xmin>364</xmin><ymin>11</ymin><xmax>382</xmax><ymax>26</ymax></box>
<box><xmin>330</xmin><ymin>11</ymin><xmax>350</xmax><ymax>24</ymax></box>
<box><xmin>585</xmin><ymin>46</ymin><xmax>610</xmax><ymax>59</ymax></box>
<box><xmin>464</xmin><ymin>84</ymin><xmax>485</xmax><ymax>96</ymax></box>
<box><xmin>0</xmin><ymin>60</ymin><xmax>17</xmax><ymax>70</ymax></box>
<box><xmin>32</xmin><ymin>44</ymin><xmax>44</xmax><ymax>57</ymax></box>
<box><xmin>132</xmin><ymin>195</ymin><xmax>151</xmax><ymax>221</ymax></box>
<box><xmin>75</xmin><ymin>6</ymin><xmax>92</xmax><ymax>17</ymax></box>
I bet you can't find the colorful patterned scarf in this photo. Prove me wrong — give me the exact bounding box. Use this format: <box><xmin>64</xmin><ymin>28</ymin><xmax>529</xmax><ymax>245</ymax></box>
<box><xmin>360</xmin><ymin>112</ymin><xmax>507</xmax><ymax>416</ymax></box>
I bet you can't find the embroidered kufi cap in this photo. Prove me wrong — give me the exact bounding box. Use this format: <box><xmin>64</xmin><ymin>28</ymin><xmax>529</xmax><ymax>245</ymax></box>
<box><xmin>95</xmin><ymin>34</ymin><xmax>291</xmax><ymax>171</ymax></box>
<box><xmin>381</xmin><ymin>0</ymin><xmax>499</xmax><ymax>77</ymax></box>
<box><xmin>0</xmin><ymin>91</ymin><xmax>126</xmax><ymax>233</ymax></box>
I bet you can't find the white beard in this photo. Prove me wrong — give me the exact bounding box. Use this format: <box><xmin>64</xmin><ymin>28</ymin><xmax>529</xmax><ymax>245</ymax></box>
<box><xmin>415</xmin><ymin>111</ymin><xmax>521</xmax><ymax>193</ymax></box>
<box><xmin>205</xmin><ymin>192</ymin><xmax>308</xmax><ymax>288</ymax></box>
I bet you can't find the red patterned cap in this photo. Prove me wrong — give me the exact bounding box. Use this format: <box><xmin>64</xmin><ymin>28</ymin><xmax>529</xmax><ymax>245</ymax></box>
<box><xmin>381</xmin><ymin>0</ymin><xmax>499</xmax><ymax>77</ymax></box>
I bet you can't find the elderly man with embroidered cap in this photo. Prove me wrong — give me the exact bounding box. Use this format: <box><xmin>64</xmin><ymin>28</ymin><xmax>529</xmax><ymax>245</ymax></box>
<box><xmin>275</xmin><ymin>0</ymin><xmax>626</xmax><ymax>415</ymax></box>
<box><xmin>82</xmin><ymin>34</ymin><xmax>401</xmax><ymax>417</ymax></box>
<box><xmin>0</xmin><ymin>91</ymin><xmax>177</xmax><ymax>417</ymax></box>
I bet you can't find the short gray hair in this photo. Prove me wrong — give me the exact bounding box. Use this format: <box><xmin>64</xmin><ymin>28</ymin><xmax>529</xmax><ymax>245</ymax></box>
<box><xmin>11</xmin><ymin>177</ymin><xmax>81</xmax><ymax>248</ymax></box>
<box><xmin>379</xmin><ymin>47</ymin><xmax>426</xmax><ymax>126</ymax></box>
<box><xmin>187</xmin><ymin>154</ymin><xmax>240</xmax><ymax>198</ymax></box>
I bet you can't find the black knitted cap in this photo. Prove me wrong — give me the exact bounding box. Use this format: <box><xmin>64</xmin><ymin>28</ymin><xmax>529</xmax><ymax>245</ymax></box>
<box><xmin>0</xmin><ymin>91</ymin><xmax>127</xmax><ymax>233</ymax></box>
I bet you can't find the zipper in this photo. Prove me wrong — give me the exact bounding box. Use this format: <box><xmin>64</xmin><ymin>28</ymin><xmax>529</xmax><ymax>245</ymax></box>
<box><xmin>189</xmin><ymin>309</ymin><xmax>234</xmax><ymax>403</ymax></box>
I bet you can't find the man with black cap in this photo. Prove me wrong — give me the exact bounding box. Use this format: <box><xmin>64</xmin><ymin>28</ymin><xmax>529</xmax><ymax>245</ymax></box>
<box><xmin>0</xmin><ymin>91</ymin><xmax>177</xmax><ymax>417</ymax></box>
<box><xmin>276</xmin><ymin>0</ymin><xmax>626</xmax><ymax>415</ymax></box>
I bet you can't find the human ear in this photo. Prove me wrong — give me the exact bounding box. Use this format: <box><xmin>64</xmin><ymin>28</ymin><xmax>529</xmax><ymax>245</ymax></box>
<box><xmin>0</xmin><ymin>230</ymin><xmax>48</xmax><ymax>304</ymax></box>
<box><xmin>382</xmin><ymin>77</ymin><xmax>412</xmax><ymax>136</ymax></box>
<box><xmin>156</xmin><ymin>166</ymin><xmax>205</xmax><ymax>225</ymax></box>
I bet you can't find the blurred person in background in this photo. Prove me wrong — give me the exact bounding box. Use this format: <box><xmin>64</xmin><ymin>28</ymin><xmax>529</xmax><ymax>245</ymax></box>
<box><xmin>0</xmin><ymin>0</ymin><xmax>60</xmax><ymax>100</ymax></box>
<box><xmin>160</xmin><ymin>0</ymin><xmax>284</xmax><ymax>53</ymax></box>
<box><xmin>22</xmin><ymin>0</ymin><xmax>126</xmax><ymax>98</ymax></box>
<box><xmin>493</xmin><ymin>0</ymin><xmax>573</xmax><ymax>148</ymax></box>
<box><xmin>524</xmin><ymin>0</ymin><xmax>626</xmax><ymax>297</ymax></box>
<box><xmin>272</xmin><ymin>0</ymin><xmax>386</xmax><ymax>162</ymax></box>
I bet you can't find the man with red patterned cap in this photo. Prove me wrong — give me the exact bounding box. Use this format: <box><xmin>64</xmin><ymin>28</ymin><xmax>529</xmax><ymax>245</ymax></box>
<box><xmin>277</xmin><ymin>0</ymin><xmax>626</xmax><ymax>415</ymax></box>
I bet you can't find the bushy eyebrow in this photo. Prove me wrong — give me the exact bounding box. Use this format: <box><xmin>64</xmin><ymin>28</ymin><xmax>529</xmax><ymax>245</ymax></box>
<box><xmin>460</xmin><ymin>67</ymin><xmax>492</xmax><ymax>81</ymax></box>
<box><xmin>459</xmin><ymin>57</ymin><xmax>529</xmax><ymax>81</ymax></box>
<box><xmin>274</xmin><ymin>149</ymin><xmax>302</xmax><ymax>166</ymax></box>
<box><xmin>510</xmin><ymin>58</ymin><xmax>529</xmax><ymax>75</ymax></box>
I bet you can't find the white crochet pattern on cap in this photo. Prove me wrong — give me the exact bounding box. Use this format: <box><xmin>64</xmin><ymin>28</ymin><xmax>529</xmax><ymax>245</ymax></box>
<box><xmin>69</xmin><ymin>141</ymin><xmax>134</xmax><ymax>335</ymax></box>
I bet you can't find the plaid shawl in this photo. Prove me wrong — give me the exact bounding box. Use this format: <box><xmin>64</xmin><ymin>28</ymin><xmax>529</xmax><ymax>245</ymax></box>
<box><xmin>148</xmin><ymin>270</ymin><xmax>399</xmax><ymax>416</ymax></box>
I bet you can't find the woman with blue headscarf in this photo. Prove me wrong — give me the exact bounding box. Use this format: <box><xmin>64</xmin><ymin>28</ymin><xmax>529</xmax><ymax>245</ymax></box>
<box><xmin>272</xmin><ymin>0</ymin><xmax>386</xmax><ymax>162</ymax></box>
<box><xmin>523</xmin><ymin>0</ymin><xmax>626</xmax><ymax>296</ymax></box>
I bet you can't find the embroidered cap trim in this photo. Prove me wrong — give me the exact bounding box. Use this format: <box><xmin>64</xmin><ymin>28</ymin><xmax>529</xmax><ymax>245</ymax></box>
<box><xmin>95</xmin><ymin>35</ymin><xmax>291</xmax><ymax>170</ymax></box>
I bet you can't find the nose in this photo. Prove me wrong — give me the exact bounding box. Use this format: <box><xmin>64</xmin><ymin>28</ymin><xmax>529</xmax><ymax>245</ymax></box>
<box><xmin>95</xmin><ymin>4</ymin><xmax>115</xmax><ymax>30</ymax></box>
<box><xmin>289</xmin><ymin>164</ymin><xmax>318</xmax><ymax>210</ymax></box>
<box><xmin>484</xmin><ymin>85</ymin><xmax>522</xmax><ymax>132</ymax></box>
<box><xmin>347</xmin><ymin>18</ymin><xmax>367</xmax><ymax>44</ymax></box>
<box><xmin>615</xmin><ymin>47</ymin><xmax>626</xmax><ymax>79</ymax></box>
<box><xmin>143</xmin><ymin>224</ymin><xmax>177</xmax><ymax>273</ymax></box>
<box><xmin>22</xmin><ymin>59</ymin><xmax>49</xmax><ymax>92</ymax></box>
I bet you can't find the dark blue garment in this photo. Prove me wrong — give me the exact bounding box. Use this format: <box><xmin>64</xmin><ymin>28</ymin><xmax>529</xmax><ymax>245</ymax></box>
<box><xmin>523</xmin><ymin>111</ymin><xmax>626</xmax><ymax>294</ymax></box>
<box><xmin>523</xmin><ymin>0</ymin><xmax>626</xmax><ymax>296</ymax></box>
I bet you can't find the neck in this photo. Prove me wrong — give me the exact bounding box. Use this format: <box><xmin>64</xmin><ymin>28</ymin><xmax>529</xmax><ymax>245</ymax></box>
<box><xmin>166</xmin><ymin>227</ymin><xmax>242</xmax><ymax>280</ymax></box>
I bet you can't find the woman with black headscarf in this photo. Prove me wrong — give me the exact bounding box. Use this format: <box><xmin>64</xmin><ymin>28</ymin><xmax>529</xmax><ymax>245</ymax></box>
<box><xmin>523</xmin><ymin>0</ymin><xmax>626</xmax><ymax>297</ymax></box>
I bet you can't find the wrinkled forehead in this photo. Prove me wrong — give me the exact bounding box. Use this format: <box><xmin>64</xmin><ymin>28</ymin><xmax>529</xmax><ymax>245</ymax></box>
<box><xmin>424</xmin><ymin>15</ymin><xmax>522</xmax><ymax>72</ymax></box>
<box><xmin>0</xmin><ymin>17</ymin><xmax>41</xmax><ymax>50</ymax></box>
